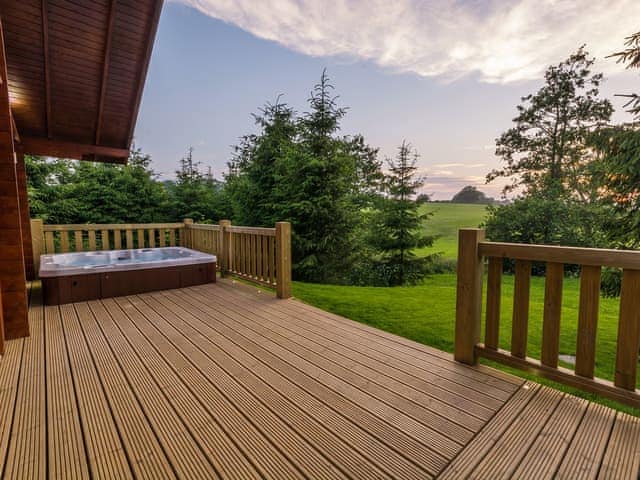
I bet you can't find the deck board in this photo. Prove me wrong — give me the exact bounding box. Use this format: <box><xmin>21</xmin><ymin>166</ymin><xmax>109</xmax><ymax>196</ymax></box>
<box><xmin>4</xmin><ymin>285</ymin><xmax>46</xmax><ymax>480</ymax></box>
<box><xmin>0</xmin><ymin>279</ymin><xmax>636</xmax><ymax>479</ymax></box>
<box><xmin>136</xmin><ymin>291</ymin><xmax>429</xmax><ymax>479</ymax></box>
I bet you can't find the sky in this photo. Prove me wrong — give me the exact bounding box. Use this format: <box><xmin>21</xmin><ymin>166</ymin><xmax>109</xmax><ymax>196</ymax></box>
<box><xmin>134</xmin><ymin>0</ymin><xmax>640</xmax><ymax>200</ymax></box>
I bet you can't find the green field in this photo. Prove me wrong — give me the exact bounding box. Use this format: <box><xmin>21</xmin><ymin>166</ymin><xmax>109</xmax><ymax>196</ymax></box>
<box><xmin>292</xmin><ymin>275</ymin><xmax>638</xmax><ymax>415</ymax></box>
<box><xmin>415</xmin><ymin>202</ymin><xmax>488</xmax><ymax>258</ymax></box>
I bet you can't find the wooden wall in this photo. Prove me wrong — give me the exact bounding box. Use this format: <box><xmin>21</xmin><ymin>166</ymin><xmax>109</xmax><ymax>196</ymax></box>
<box><xmin>15</xmin><ymin>149</ymin><xmax>34</xmax><ymax>280</ymax></box>
<box><xmin>0</xmin><ymin>19</ymin><xmax>29</xmax><ymax>339</ymax></box>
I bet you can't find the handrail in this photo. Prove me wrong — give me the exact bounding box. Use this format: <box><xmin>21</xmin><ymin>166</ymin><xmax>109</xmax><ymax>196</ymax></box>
<box><xmin>30</xmin><ymin>220</ymin><xmax>185</xmax><ymax>266</ymax></box>
<box><xmin>479</xmin><ymin>241</ymin><xmax>640</xmax><ymax>270</ymax></box>
<box><xmin>455</xmin><ymin>228</ymin><xmax>640</xmax><ymax>408</ymax></box>
<box><xmin>41</xmin><ymin>222</ymin><xmax>184</xmax><ymax>231</ymax></box>
<box><xmin>31</xmin><ymin>218</ymin><xmax>293</xmax><ymax>299</ymax></box>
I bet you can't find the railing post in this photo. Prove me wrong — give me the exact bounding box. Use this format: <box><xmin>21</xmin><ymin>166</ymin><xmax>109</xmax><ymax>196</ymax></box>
<box><xmin>30</xmin><ymin>218</ymin><xmax>44</xmax><ymax>278</ymax></box>
<box><xmin>455</xmin><ymin>228</ymin><xmax>485</xmax><ymax>365</ymax></box>
<box><xmin>275</xmin><ymin>222</ymin><xmax>292</xmax><ymax>299</ymax></box>
<box><xmin>182</xmin><ymin>218</ymin><xmax>193</xmax><ymax>248</ymax></box>
<box><xmin>219</xmin><ymin>220</ymin><xmax>231</xmax><ymax>277</ymax></box>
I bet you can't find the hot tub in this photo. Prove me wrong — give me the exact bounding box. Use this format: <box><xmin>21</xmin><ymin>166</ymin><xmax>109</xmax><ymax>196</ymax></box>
<box><xmin>40</xmin><ymin>247</ymin><xmax>216</xmax><ymax>305</ymax></box>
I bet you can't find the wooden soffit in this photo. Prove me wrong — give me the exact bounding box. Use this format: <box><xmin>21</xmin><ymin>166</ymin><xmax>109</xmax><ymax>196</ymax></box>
<box><xmin>0</xmin><ymin>0</ymin><xmax>163</xmax><ymax>163</ymax></box>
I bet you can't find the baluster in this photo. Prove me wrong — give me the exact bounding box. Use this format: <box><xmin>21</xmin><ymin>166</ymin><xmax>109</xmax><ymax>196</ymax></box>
<box><xmin>485</xmin><ymin>257</ymin><xmax>502</xmax><ymax>350</ymax></box>
<box><xmin>575</xmin><ymin>265</ymin><xmax>601</xmax><ymax>378</ymax></box>
<box><xmin>511</xmin><ymin>260</ymin><xmax>531</xmax><ymax>359</ymax></box>
<box><xmin>541</xmin><ymin>262</ymin><xmax>564</xmax><ymax>368</ymax></box>
<box><xmin>88</xmin><ymin>230</ymin><xmax>96</xmax><ymax>251</ymax></box>
<box><xmin>614</xmin><ymin>269</ymin><xmax>640</xmax><ymax>390</ymax></box>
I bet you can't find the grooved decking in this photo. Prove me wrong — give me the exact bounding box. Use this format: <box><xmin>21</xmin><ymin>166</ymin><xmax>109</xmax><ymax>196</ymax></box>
<box><xmin>0</xmin><ymin>279</ymin><xmax>637</xmax><ymax>479</ymax></box>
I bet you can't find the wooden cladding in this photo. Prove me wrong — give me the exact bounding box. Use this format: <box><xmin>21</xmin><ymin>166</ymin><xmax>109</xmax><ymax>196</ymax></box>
<box><xmin>32</xmin><ymin>219</ymin><xmax>293</xmax><ymax>299</ymax></box>
<box><xmin>455</xmin><ymin>228</ymin><xmax>640</xmax><ymax>409</ymax></box>
<box><xmin>0</xmin><ymin>17</ymin><xmax>29</xmax><ymax>340</ymax></box>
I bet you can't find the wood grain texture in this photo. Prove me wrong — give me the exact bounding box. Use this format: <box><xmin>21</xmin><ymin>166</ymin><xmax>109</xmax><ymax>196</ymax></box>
<box><xmin>511</xmin><ymin>260</ymin><xmax>531</xmax><ymax>359</ymax></box>
<box><xmin>485</xmin><ymin>257</ymin><xmax>502</xmax><ymax>350</ymax></box>
<box><xmin>576</xmin><ymin>265</ymin><xmax>601</xmax><ymax>379</ymax></box>
<box><xmin>2</xmin><ymin>0</ymin><xmax>163</xmax><ymax>161</ymax></box>
<box><xmin>0</xmin><ymin>280</ymin><xmax>635</xmax><ymax>478</ymax></box>
<box><xmin>276</xmin><ymin>222</ymin><xmax>292</xmax><ymax>298</ymax></box>
<box><xmin>454</xmin><ymin>229</ymin><xmax>485</xmax><ymax>364</ymax></box>
<box><xmin>541</xmin><ymin>262</ymin><xmax>563</xmax><ymax>368</ymax></box>
<box><xmin>480</xmin><ymin>241</ymin><xmax>640</xmax><ymax>270</ymax></box>
<box><xmin>614</xmin><ymin>269</ymin><xmax>640</xmax><ymax>391</ymax></box>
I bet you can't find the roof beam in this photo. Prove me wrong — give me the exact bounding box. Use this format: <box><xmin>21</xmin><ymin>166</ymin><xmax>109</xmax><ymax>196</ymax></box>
<box><xmin>95</xmin><ymin>0</ymin><xmax>117</xmax><ymax>145</ymax></box>
<box><xmin>127</xmin><ymin>0</ymin><xmax>163</xmax><ymax>147</ymax></box>
<box><xmin>21</xmin><ymin>137</ymin><xmax>128</xmax><ymax>163</ymax></box>
<box><xmin>41</xmin><ymin>0</ymin><xmax>52</xmax><ymax>138</ymax></box>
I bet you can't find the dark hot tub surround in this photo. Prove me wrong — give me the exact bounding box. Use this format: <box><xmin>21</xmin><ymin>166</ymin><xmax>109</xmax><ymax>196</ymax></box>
<box><xmin>40</xmin><ymin>247</ymin><xmax>216</xmax><ymax>305</ymax></box>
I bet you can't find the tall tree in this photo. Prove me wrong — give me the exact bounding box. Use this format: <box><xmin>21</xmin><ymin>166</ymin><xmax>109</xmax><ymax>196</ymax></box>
<box><xmin>273</xmin><ymin>70</ymin><xmax>360</xmax><ymax>282</ymax></box>
<box><xmin>487</xmin><ymin>47</ymin><xmax>613</xmax><ymax>199</ymax></box>
<box><xmin>589</xmin><ymin>125</ymin><xmax>640</xmax><ymax>247</ymax></box>
<box><xmin>226</xmin><ymin>98</ymin><xmax>297</xmax><ymax>226</ymax></box>
<box><xmin>168</xmin><ymin>147</ymin><xmax>231</xmax><ymax>222</ymax></box>
<box><xmin>368</xmin><ymin>141</ymin><xmax>433</xmax><ymax>286</ymax></box>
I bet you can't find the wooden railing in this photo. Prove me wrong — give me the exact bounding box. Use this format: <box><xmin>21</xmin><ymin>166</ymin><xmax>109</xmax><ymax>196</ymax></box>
<box><xmin>181</xmin><ymin>220</ymin><xmax>291</xmax><ymax>299</ymax></box>
<box><xmin>31</xmin><ymin>218</ymin><xmax>292</xmax><ymax>299</ymax></box>
<box><xmin>455</xmin><ymin>228</ymin><xmax>640</xmax><ymax>408</ymax></box>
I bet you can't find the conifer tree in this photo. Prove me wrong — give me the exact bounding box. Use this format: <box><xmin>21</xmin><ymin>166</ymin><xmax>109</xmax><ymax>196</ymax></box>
<box><xmin>370</xmin><ymin>141</ymin><xmax>433</xmax><ymax>285</ymax></box>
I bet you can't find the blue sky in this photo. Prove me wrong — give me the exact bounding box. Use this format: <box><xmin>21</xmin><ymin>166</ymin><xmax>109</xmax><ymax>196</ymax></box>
<box><xmin>134</xmin><ymin>1</ymin><xmax>639</xmax><ymax>199</ymax></box>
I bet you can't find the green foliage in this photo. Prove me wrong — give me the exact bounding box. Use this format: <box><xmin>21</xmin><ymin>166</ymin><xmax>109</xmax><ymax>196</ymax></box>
<box><xmin>484</xmin><ymin>48</ymin><xmax>615</xmax><ymax>277</ymax></box>
<box><xmin>600</xmin><ymin>267</ymin><xmax>622</xmax><ymax>298</ymax></box>
<box><xmin>226</xmin><ymin>70</ymin><xmax>384</xmax><ymax>284</ymax></box>
<box><xmin>451</xmin><ymin>185</ymin><xmax>493</xmax><ymax>204</ymax></box>
<box><xmin>168</xmin><ymin>147</ymin><xmax>232</xmax><ymax>222</ymax></box>
<box><xmin>589</xmin><ymin>126</ymin><xmax>640</xmax><ymax>248</ymax></box>
<box><xmin>26</xmin><ymin>146</ymin><xmax>232</xmax><ymax>226</ymax></box>
<box><xmin>609</xmin><ymin>31</ymin><xmax>640</xmax><ymax>119</ymax></box>
<box><xmin>366</xmin><ymin>142</ymin><xmax>434</xmax><ymax>286</ymax></box>
<box><xmin>484</xmin><ymin>195</ymin><xmax>608</xmax><ymax>274</ymax></box>
<box><xmin>226</xmin><ymin>99</ymin><xmax>297</xmax><ymax>226</ymax></box>
<box><xmin>26</xmin><ymin>148</ymin><xmax>171</xmax><ymax>224</ymax></box>
<box><xmin>484</xmin><ymin>196</ymin><xmax>606</xmax><ymax>247</ymax></box>
<box><xmin>488</xmin><ymin>47</ymin><xmax>613</xmax><ymax>199</ymax></box>
<box><xmin>26</xmin><ymin>156</ymin><xmax>79</xmax><ymax>223</ymax></box>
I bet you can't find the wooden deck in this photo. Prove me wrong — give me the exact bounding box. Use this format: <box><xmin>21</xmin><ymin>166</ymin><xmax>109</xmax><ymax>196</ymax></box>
<box><xmin>0</xmin><ymin>279</ymin><xmax>638</xmax><ymax>479</ymax></box>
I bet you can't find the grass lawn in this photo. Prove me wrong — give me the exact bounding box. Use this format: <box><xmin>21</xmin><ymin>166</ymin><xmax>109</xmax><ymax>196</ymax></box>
<box><xmin>293</xmin><ymin>274</ymin><xmax>639</xmax><ymax>416</ymax></box>
<box><xmin>415</xmin><ymin>203</ymin><xmax>489</xmax><ymax>259</ymax></box>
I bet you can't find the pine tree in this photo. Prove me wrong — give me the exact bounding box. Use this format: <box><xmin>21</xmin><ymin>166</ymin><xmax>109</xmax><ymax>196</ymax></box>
<box><xmin>273</xmin><ymin>70</ymin><xmax>359</xmax><ymax>282</ymax></box>
<box><xmin>226</xmin><ymin>98</ymin><xmax>297</xmax><ymax>226</ymax></box>
<box><xmin>370</xmin><ymin>141</ymin><xmax>433</xmax><ymax>285</ymax></box>
<box><xmin>170</xmin><ymin>147</ymin><xmax>231</xmax><ymax>221</ymax></box>
<box><xmin>610</xmin><ymin>31</ymin><xmax>640</xmax><ymax>120</ymax></box>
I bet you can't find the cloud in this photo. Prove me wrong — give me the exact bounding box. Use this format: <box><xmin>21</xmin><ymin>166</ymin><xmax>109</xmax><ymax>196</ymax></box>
<box><xmin>174</xmin><ymin>0</ymin><xmax>640</xmax><ymax>83</ymax></box>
